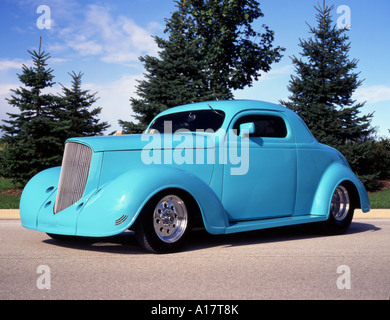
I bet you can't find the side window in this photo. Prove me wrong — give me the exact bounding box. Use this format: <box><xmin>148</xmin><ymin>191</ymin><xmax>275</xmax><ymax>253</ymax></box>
<box><xmin>233</xmin><ymin>115</ymin><xmax>287</xmax><ymax>138</ymax></box>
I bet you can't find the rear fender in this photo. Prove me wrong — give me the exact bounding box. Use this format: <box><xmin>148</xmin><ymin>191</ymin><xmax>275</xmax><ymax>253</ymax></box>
<box><xmin>311</xmin><ymin>162</ymin><xmax>370</xmax><ymax>218</ymax></box>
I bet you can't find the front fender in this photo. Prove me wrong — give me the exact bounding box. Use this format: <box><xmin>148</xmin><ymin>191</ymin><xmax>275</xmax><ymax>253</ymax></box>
<box><xmin>311</xmin><ymin>162</ymin><xmax>370</xmax><ymax>217</ymax></box>
<box><xmin>20</xmin><ymin>167</ymin><xmax>61</xmax><ymax>230</ymax></box>
<box><xmin>76</xmin><ymin>165</ymin><xmax>228</xmax><ymax>236</ymax></box>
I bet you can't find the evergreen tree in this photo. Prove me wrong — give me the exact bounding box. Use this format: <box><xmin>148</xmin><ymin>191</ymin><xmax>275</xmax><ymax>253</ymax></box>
<box><xmin>121</xmin><ymin>0</ymin><xmax>284</xmax><ymax>133</ymax></box>
<box><xmin>0</xmin><ymin>39</ymin><xmax>67</xmax><ymax>184</ymax></box>
<box><xmin>0</xmin><ymin>41</ymin><xmax>109</xmax><ymax>185</ymax></box>
<box><xmin>58</xmin><ymin>71</ymin><xmax>109</xmax><ymax>138</ymax></box>
<box><xmin>280</xmin><ymin>1</ymin><xmax>377</xmax><ymax>189</ymax></box>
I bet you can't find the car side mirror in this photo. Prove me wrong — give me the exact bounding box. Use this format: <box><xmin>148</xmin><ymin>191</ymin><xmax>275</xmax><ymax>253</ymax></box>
<box><xmin>240</xmin><ymin>122</ymin><xmax>255</xmax><ymax>138</ymax></box>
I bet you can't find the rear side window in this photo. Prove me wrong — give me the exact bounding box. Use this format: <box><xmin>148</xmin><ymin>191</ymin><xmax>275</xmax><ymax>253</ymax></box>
<box><xmin>233</xmin><ymin>115</ymin><xmax>287</xmax><ymax>138</ymax></box>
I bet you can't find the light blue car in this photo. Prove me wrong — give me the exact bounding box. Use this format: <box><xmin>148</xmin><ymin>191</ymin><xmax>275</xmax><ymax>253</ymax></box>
<box><xmin>20</xmin><ymin>100</ymin><xmax>370</xmax><ymax>253</ymax></box>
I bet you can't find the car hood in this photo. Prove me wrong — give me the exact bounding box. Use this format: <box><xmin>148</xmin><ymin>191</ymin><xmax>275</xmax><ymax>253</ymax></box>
<box><xmin>67</xmin><ymin>132</ymin><xmax>216</xmax><ymax>152</ymax></box>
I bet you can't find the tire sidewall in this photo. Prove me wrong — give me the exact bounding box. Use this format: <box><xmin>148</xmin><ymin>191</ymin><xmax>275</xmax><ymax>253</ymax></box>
<box><xmin>324</xmin><ymin>185</ymin><xmax>355</xmax><ymax>235</ymax></box>
<box><xmin>135</xmin><ymin>190</ymin><xmax>192</xmax><ymax>253</ymax></box>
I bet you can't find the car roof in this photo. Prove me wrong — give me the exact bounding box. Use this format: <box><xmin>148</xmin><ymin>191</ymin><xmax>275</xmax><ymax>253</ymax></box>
<box><xmin>151</xmin><ymin>100</ymin><xmax>316</xmax><ymax>144</ymax></box>
<box><xmin>158</xmin><ymin>100</ymin><xmax>287</xmax><ymax>119</ymax></box>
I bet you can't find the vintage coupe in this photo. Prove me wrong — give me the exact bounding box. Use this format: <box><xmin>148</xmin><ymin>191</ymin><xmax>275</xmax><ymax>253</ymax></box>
<box><xmin>20</xmin><ymin>100</ymin><xmax>370</xmax><ymax>253</ymax></box>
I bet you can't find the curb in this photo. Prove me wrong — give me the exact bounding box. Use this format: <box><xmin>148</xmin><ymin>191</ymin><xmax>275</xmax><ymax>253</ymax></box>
<box><xmin>354</xmin><ymin>209</ymin><xmax>390</xmax><ymax>219</ymax></box>
<box><xmin>1</xmin><ymin>209</ymin><xmax>389</xmax><ymax>220</ymax></box>
<box><xmin>0</xmin><ymin>210</ymin><xmax>21</xmax><ymax>220</ymax></box>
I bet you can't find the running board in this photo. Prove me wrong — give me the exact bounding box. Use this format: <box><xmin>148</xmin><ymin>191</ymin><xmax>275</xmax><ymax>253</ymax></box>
<box><xmin>225</xmin><ymin>215</ymin><xmax>327</xmax><ymax>234</ymax></box>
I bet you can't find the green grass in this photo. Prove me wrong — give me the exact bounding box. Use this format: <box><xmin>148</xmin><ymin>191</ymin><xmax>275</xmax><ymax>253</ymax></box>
<box><xmin>0</xmin><ymin>177</ymin><xmax>22</xmax><ymax>209</ymax></box>
<box><xmin>369</xmin><ymin>188</ymin><xmax>390</xmax><ymax>209</ymax></box>
<box><xmin>0</xmin><ymin>194</ymin><xmax>21</xmax><ymax>209</ymax></box>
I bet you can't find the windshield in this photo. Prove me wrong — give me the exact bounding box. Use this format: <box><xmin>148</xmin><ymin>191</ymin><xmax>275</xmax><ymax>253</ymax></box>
<box><xmin>148</xmin><ymin>109</ymin><xmax>225</xmax><ymax>133</ymax></box>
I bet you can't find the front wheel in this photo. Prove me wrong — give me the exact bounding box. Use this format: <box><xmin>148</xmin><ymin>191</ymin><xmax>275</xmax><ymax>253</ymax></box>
<box><xmin>135</xmin><ymin>191</ymin><xmax>192</xmax><ymax>253</ymax></box>
<box><xmin>321</xmin><ymin>184</ymin><xmax>354</xmax><ymax>235</ymax></box>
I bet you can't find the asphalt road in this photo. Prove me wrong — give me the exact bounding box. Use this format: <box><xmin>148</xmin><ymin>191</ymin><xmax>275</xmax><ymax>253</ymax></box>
<box><xmin>1</xmin><ymin>219</ymin><xmax>389</xmax><ymax>300</ymax></box>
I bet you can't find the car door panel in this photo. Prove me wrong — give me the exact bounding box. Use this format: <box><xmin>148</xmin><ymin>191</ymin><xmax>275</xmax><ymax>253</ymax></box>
<box><xmin>222</xmin><ymin>112</ymin><xmax>297</xmax><ymax>221</ymax></box>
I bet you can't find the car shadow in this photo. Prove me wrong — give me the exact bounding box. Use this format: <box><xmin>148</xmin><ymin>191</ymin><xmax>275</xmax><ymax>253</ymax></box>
<box><xmin>42</xmin><ymin>230</ymin><xmax>145</xmax><ymax>255</ymax></box>
<box><xmin>185</xmin><ymin>220</ymin><xmax>381</xmax><ymax>252</ymax></box>
<box><xmin>42</xmin><ymin>220</ymin><xmax>381</xmax><ymax>255</ymax></box>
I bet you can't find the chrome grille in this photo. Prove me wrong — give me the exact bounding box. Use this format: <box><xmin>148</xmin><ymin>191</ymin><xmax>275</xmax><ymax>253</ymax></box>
<box><xmin>54</xmin><ymin>142</ymin><xmax>93</xmax><ymax>214</ymax></box>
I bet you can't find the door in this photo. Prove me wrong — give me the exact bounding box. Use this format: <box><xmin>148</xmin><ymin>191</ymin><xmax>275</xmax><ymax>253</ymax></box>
<box><xmin>222</xmin><ymin>111</ymin><xmax>297</xmax><ymax>221</ymax></box>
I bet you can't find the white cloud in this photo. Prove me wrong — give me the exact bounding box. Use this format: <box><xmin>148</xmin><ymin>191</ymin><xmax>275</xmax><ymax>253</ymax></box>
<box><xmin>0</xmin><ymin>84</ymin><xmax>17</xmax><ymax>96</ymax></box>
<box><xmin>0</xmin><ymin>84</ymin><xmax>18</xmax><ymax>132</ymax></box>
<box><xmin>83</xmin><ymin>73</ymin><xmax>145</xmax><ymax>131</ymax></box>
<box><xmin>0</xmin><ymin>57</ymin><xmax>65</xmax><ymax>73</ymax></box>
<box><xmin>84</xmin><ymin>74</ymin><xmax>139</xmax><ymax>98</ymax></box>
<box><xmin>354</xmin><ymin>85</ymin><xmax>390</xmax><ymax>104</ymax></box>
<box><xmin>258</xmin><ymin>64</ymin><xmax>294</xmax><ymax>81</ymax></box>
<box><xmin>0</xmin><ymin>59</ymin><xmax>30</xmax><ymax>71</ymax></box>
<box><xmin>269</xmin><ymin>64</ymin><xmax>294</xmax><ymax>76</ymax></box>
<box><xmin>51</xmin><ymin>4</ymin><xmax>160</xmax><ymax>65</ymax></box>
<box><xmin>49</xmin><ymin>58</ymin><xmax>68</xmax><ymax>65</ymax></box>
<box><xmin>67</xmin><ymin>38</ymin><xmax>103</xmax><ymax>56</ymax></box>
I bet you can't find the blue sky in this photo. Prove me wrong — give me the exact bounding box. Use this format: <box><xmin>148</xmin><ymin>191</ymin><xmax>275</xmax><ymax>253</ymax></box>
<box><xmin>1</xmin><ymin>0</ymin><xmax>389</xmax><ymax>137</ymax></box>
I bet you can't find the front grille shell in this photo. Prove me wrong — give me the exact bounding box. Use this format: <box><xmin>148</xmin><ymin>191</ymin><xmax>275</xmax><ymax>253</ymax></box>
<box><xmin>54</xmin><ymin>142</ymin><xmax>93</xmax><ymax>214</ymax></box>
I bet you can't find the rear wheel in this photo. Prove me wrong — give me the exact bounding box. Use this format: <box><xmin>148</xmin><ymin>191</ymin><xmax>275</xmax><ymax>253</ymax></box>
<box><xmin>322</xmin><ymin>184</ymin><xmax>354</xmax><ymax>235</ymax></box>
<box><xmin>135</xmin><ymin>191</ymin><xmax>192</xmax><ymax>253</ymax></box>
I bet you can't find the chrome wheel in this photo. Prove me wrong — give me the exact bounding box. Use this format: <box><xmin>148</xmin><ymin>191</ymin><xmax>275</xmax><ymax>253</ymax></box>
<box><xmin>153</xmin><ymin>195</ymin><xmax>188</xmax><ymax>243</ymax></box>
<box><xmin>330</xmin><ymin>185</ymin><xmax>350</xmax><ymax>221</ymax></box>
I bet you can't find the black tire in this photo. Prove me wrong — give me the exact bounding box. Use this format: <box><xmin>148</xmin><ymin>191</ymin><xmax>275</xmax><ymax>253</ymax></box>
<box><xmin>321</xmin><ymin>184</ymin><xmax>355</xmax><ymax>235</ymax></box>
<box><xmin>135</xmin><ymin>190</ymin><xmax>192</xmax><ymax>254</ymax></box>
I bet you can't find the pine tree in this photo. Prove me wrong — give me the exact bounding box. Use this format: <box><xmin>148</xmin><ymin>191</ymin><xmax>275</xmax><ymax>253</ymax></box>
<box><xmin>121</xmin><ymin>0</ymin><xmax>284</xmax><ymax>133</ymax></box>
<box><xmin>0</xmin><ymin>39</ymin><xmax>67</xmax><ymax>184</ymax></box>
<box><xmin>58</xmin><ymin>71</ymin><xmax>109</xmax><ymax>138</ymax></box>
<box><xmin>280</xmin><ymin>1</ymin><xmax>377</xmax><ymax>189</ymax></box>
